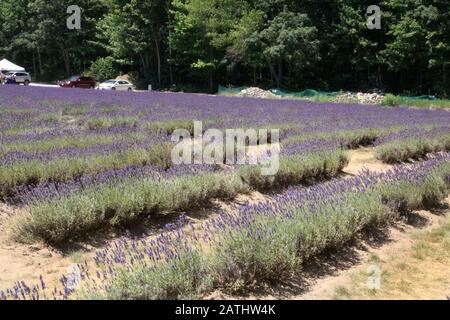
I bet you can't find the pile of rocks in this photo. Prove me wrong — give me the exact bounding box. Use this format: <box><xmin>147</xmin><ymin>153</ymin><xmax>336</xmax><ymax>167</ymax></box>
<box><xmin>356</xmin><ymin>92</ymin><xmax>384</xmax><ymax>104</ymax></box>
<box><xmin>332</xmin><ymin>92</ymin><xmax>360</xmax><ymax>104</ymax></box>
<box><xmin>238</xmin><ymin>87</ymin><xmax>279</xmax><ymax>99</ymax></box>
<box><xmin>333</xmin><ymin>92</ymin><xmax>384</xmax><ymax>105</ymax></box>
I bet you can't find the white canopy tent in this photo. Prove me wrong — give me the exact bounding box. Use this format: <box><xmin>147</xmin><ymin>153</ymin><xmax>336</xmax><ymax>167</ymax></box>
<box><xmin>0</xmin><ymin>59</ymin><xmax>25</xmax><ymax>72</ymax></box>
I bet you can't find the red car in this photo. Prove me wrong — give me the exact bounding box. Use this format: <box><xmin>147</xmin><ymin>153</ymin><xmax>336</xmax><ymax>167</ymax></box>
<box><xmin>58</xmin><ymin>76</ymin><xmax>96</xmax><ymax>88</ymax></box>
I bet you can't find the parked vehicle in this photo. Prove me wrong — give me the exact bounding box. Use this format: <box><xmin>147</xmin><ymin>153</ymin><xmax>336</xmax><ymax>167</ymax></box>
<box><xmin>58</xmin><ymin>76</ymin><xmax>96</xmax><ymax>88</ymax></box>
<box><xmin>98</xmin><ymin>79</ymin><xmax>135</xmax><ymax>91</ymax></box>
<box><xmin>4</xmin><ymin>71</ymin><xmax>31</xmax><ymax>85</ymax></box>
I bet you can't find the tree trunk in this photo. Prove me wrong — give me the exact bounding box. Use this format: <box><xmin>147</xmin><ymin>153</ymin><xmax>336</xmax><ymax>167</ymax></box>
<box><xmin>277</xmin><ymin>57</ymin><xmax>283</xmax><ymax>88</ymax></box>
<box><xmin>165</xmin><ymin>0</ymin><xmax>174</xmax><ymax>85</ymax></box>
<box><xmin>58</xmin><ymin>44</ymin><xmax>71</xmax><ymax>77</ymax></box>
<box><xmin>151</xmin><ymin>26</ymin><xmax>161</xmax><ymax>87</ymax></box>
<box><xmin>377</xmin><ymin>63</ymin><xmax>382</xmax><ymax>90</ymax></box>
<box><xmin>32</xmin><ymin>51</ymin><xmax>37</xmax><ymax>78</ymax></box>
<box><xmin>37</xmin><ymin>48</ymin><xmax>43</xmax><ymax>77</ymax></box>
<box><xmin>139</xmin><ymin>53</ymin><xmax>149</xmax><ymax>80</ymax></box>
<box><xmin>62</xmin><ymin>49</ymin><xmax>70</xmax><ymax>77</ymax></box>
<box><xmin>267</xmin><ymin>58</ymin><xmax>278</xmax><ymax>87</ymax></box>
<box><xmin>442</xmin><ymin>60</ymin><xmax>447</xmax><ymax>97</ymax></box>
<box><xmin>209</xmin><ymin>69</ymin><xmax>214</xmax><ymax>93</ymax></box>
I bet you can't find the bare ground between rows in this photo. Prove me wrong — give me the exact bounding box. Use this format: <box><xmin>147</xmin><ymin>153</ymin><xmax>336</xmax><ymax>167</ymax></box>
<box><xmin>0</xmin><ymin>148</ymin><xmax>399</xmax><ymax>291</ymax></box>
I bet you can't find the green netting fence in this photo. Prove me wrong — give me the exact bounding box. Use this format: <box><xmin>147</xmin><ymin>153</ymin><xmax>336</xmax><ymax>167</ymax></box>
<box><xmin>218</xmin><ymin>85</ymin><xmax>341</xmax><ymax>98</ymax></box>
<box><xmin>218</xmin><ymin>85</ymin><xmax>438</xmax><ymax>101</ymax></box>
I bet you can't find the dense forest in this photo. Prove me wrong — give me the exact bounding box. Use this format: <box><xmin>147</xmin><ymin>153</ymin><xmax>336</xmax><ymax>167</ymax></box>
<box><xmin>0</xmin><ymin>0</ymin><xmax>449</xmax><ymax>96</ymax></box>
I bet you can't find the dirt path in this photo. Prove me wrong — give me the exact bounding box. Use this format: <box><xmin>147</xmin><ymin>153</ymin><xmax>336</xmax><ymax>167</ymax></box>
<box><xmin>343</xmin><ymin>147</ymin><xmax>391</xmax><ymax>176</ymax></box>
<box><xmin>0</xmin><ymin>204</ymin><xmax>71</xmax><ymax>289</ymax></box>
<box><xmin>296</xmin><ymin>198</ymin><xmax>450</xmax><ymax>300</ymax></box>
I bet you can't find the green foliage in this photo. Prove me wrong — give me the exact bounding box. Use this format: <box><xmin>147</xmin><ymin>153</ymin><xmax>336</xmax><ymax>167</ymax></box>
<box><xmin>76</xmin><ymin>161</ymin><xmax>450</xmax><ymax>298</ymax></box>
<box><xmin>11</xmin><ymin>171</ymin><xmax>247</xmax><ymax>243</ymax></box>
<box><xmin>88</xmin><ymin>57</ymin><xmax>118</xmax><ymax>82</ymax></box>
<box><xmin>239</xmin><ymin>150</ymin><xmax>348</xmax><ymax>190</ymax></box>
<box><xmin>81</xmin><ymin>249</ymin><xmax>210</xmax><ymax>300</ymax></box>
<box><xmin>375</xmin><ymin>135</ymin><xmax>450</xmax><ymax>163</ymax></box>
<box><xmin>1</xmin><ymin>0</ymin><xmax>449</xmax><ymax>95</ymax></box>
<box><xmin>382</xmin><ymin>94</ymin><xmax>450</xmax><ymax>108</ymax></box>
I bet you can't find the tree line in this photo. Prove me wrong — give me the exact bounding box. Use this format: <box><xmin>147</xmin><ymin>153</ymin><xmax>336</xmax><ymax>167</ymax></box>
<box><xmin>0</xmin><ymin>0</ymin><xmax>449</xmax><ymax>96</ymax></box>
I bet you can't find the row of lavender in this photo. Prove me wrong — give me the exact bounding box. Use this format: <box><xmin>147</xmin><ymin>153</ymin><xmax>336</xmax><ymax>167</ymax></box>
<box><xmin>76</xmin><ymin>153</ymin><xmax>450</xmax><ymax>299</ymax></box>
<box><xmin>3</xmin><ymin>153</ymin><xmax>450</xmax><ymax>300</ymax></box>
<box><xmin>2</xmin><ymin>86</ymin><xmax>450</xmax><ymax>162</ymax></box>
<box><xmin>1</xmin><ymin>86</ymin><xmax>449</xmax><ymax>192</ymax></box>
<box><xmin>1</xmin><ymin>86</ymin><xmax>450</xmax><ymax>242</ymax></box>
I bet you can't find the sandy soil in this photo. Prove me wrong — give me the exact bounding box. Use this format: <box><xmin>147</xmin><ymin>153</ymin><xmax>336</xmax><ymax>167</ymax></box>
<box><xmin>343</xmin><ymin>147</ymin><xmax>391</xmax><ymax>176</ymax></box>
<box><xmin>0</xmin><ymin>204</ymin><xmax>71</xmax><ymax>289</ymax></box>
<box><xmin>296</xmin><ymin>200</ymin><xmax>450</xmax><ymax>300</ymax></box>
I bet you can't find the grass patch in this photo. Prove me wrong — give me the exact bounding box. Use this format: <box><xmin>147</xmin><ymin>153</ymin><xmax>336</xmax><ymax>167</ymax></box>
<box><xmin>381</xmin><ymin>94</ymin><xmax>450</xmax><ymax>109</ymax></box>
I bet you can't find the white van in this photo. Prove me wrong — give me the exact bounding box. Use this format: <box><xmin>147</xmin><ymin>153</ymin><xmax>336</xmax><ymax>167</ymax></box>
<box><xmin>5</xmin><ymin>71</ymin><xmax>31</xmax><ymax>85</ymax></box>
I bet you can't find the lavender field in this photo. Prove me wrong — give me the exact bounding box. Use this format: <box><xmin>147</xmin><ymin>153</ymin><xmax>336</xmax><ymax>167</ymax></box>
<box><xmin>1</xmin><ymin>86</ymin><xmax>450</xmax><ymax>300</ymax></box>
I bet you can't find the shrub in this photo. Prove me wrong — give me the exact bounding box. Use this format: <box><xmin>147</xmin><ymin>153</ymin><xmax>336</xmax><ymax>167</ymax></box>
<box><xmin>375</xmin><ymin>138</ymin><xmax>440</xmax><ymax>163</ymax></box>
<box><xmin>143</xmin><ymin>119</ymin><xmax>197</xmax><ymax>136</ymax></box>
<box><xmin>239</xmin><ymin>150</ymin><xmax>348</xmax><ymax>190</ymax></box>
<box><xmin>11</xmin><ymin>172</ymin><xmax>247</xmax><ymax>243</ymax></box>
<box><xmin>82</xmin><ymin>116</ymin><xmax>138</xmax><ymax>130</ymax></box>
<box><xmin>81</xmin><ymin>249</ymin><xmax>209</xmax><ymax>300</ymax></box>
<box><xmin>212</xmin><ymin>161</ymin><xmax>450</xmax><ymax>288</ymax></box>
<box><xmin>212</xmin><ymin>191</ymin><xmax>388</xmax><ymax>287</ymax></box>
<box><xmin>381</xmin><ymin>94</ymin><xmax>402</xmax><ymax>106</ymax></box>
<box><xmin>88</xmin><ymin>57</ymin><xmax>118</xmax><ymax>83</ymax></box>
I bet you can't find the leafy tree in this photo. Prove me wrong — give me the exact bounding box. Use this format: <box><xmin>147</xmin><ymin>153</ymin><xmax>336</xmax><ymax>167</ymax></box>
<box><xmin>88</xmin><ymin>56</ymin><xmax>118</xmax><ymax>82</ymax></box>
<box><xmin>258</xmin><ymin>8</ymin><xmax>319</xmax><ymax>87</ymax></box>
<box><xmin>98</xmin><ymin>0</ymin><xmax>168</xmax><ymax>87</ymax></box>
<box><xmin>0</xmin><ymin>0</ymin><xmax>448</xmax><ymax>95</ymax></box>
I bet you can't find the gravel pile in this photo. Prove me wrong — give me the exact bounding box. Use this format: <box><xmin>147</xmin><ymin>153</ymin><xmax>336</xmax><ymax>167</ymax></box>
<box><xmin>236</xmin><ymin>87</ymin><xmax>384</xmax><ymax>104</ymax></box>
<box><xmin>333</xmin><ymin>92</ymin><xmax>384</xmax><ymax>105</ymax></box>
<box><xmin>238</xmin><ymin>87</ymin><xmax>279</xmax><ymax>99</ymax></box>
